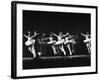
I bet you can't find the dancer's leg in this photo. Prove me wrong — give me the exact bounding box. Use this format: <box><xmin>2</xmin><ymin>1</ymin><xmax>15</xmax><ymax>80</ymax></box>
<box><xmin>38</xmin><ymin>52</ymin><xmax>41</xmax><ymax>56</ymax></box>
<box><xmin>88</xmin><ymin>43</ymin><xmax>91</xmax><ymax>54</ymax></box>
<box><xmin>67</xmin><ymin>44</ymin><xmax>72</xmax><ymax>56</ymax></box>
<box><xmin>28</xmin><ymin>47</ymin><xmax>32</xmax><ymax>53</ymax></box>
<box><xmin>61</xmin><ymin>45</ymin><xmax>66</xmax><ymax>55</ymax></box>
<box><xmin>40</xmin><ymin>44</ymin><xmax>43</xmax><ymax>56</ymax></box>
<box><xmin>51</xmin><ymin>45</ymin><xmax>57</xmax><ymax>55</ymax></box>
<box><xmin>86</xmin><ymin>43</ymin><xmax>90</xmax><ymax>54</ymax></box>
<box><xmin>31</xmin><ymin>44</ymin><xmax>36</xmax><ymax>58</ymax></box>
<box><xmin>56</xmin><ymin>45</ymin><xmax>60</xmax><ymax>54</ymax></box>
<box><xmin>72</xmin><ymin>43</ymin><xmax>75</xmax><ymax>54</ymax></box>
<box><xmin>89</xmin><ymin>43</ymin><xmax>91</xmax><ymax>53</ymax></box>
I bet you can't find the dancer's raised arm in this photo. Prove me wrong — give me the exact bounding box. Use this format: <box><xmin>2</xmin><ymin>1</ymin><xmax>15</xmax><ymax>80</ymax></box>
<box><xmin>51</xmin><ymin>32</ymin><xmax>58</xmax><ymax>37</ymax></box>
<box><xmin>24</xmin><ymin>35</ymin><xmax>29</xmax><ymax>38</ymax></box>
<box><xmin>27</xmin><ymin>31</ymin><xmax>31</xmax><ymax>36</ymax></box>
<box><xmin>81</xmin><ymin>33</ymin><xmax>86</xmax><ymax>36</ymax></box>
<box><xmin>46</xmin><ymin>37</ymin><xmax>51</xmax><ymax>40</ymax></box>
<box><xmin>31</xmin><ymin>32</ymin><xmax>39</xmax><ymax>38</ymax></box>
<box><xmin>62</xmin><ymin>33</ymin><xmax>69</xmax><ymax>38</ymax></box>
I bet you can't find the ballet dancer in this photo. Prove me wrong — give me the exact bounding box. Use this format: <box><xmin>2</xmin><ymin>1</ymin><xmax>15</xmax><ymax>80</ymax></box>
<box><xmin>81</xmin><ymin>32</ymin><xmax>91</xmax><ymax>54</ymax></box>
<box><xmin>64</xmin><ymin>34</ymin><xmax>76</xmax><ymax>56</ymax></box>
<box><xmin>45</xmin><ymin>34</ymin><xmax>57</xmax><ymax>55</ymax></box>
<box><xmin>38</xmin><ymin>33</ymin><xmax>47</xmax><ymax>56</ymax></box>
<box><xmin>24</xmin><ymin>31</ymin><xmax>39</xmax><ymax>58</ymax></box>
<box><xmin>51</xmin><ymin>32</ymin><xmax>68</xmax><ymax>55</ymax></box>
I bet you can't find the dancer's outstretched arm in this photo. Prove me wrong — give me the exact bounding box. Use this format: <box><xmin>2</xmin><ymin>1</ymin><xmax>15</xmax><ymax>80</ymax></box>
<box><xmin>81</xmin><ymin>33</ymin><xmax>86</xmax><ymax>36</ymax></box>
<box><xmin>24</xmin><ymin>35</ymin><xmax>29</xmax><ymax>38</ymax></box>
<box><xmin>51</xmin><ymin>32</ymin><xmax>58</xmax><ymax>37</ymax></box>
<box><xmin>41</xmin><ymin>37</ymin><xmax>49</xmax><ymax>40</ymax></box>
<box><xmin>62</xmin><ymin>33</ymin><xmax>69</xmax><ymax>38</ymax></box>
<box><xmin>31</xmin><ymin>33</ymin><xmax>39</xmax><ymax>38</ymax></box>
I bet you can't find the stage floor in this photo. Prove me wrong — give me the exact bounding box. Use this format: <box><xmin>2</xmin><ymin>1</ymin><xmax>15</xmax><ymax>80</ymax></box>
<box><xmin>23</xmin><ymin>55</ymin><xmax>90</xmax><ymax>69</ymax></box>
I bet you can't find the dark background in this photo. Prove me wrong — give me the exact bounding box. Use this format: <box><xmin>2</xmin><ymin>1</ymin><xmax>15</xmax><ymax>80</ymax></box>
<box><xmin>23</xmin><ymin>10</ymin><xmax>90</xmax><ymax>34</ymax></box>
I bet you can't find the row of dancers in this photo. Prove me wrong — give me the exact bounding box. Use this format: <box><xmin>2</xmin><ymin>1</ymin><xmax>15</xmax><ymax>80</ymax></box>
<box><xmin>24</xmin><ymin>31</ymin><xmax>91</xmax><ymax>58</ymax></box>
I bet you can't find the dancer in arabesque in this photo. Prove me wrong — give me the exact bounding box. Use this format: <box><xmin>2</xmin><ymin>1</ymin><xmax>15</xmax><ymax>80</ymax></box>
<box><xmin>64</xmin><ymin>33</ymin><xmax>76</xmax><ymax>56</ymax></box>
<box><xmin>24</xmin><ymin>31</ymin><xmax>39</xmax><ymax>58</ymax></box>
<box><xmin>51</xmin><ymin>32</ymin><xmax>68</xmax><ymax>55</ymax></box>
<box><xmin>81</xmin><ymin>32</ymin><xmax>91</xmax><ymax>54</ymax></box>
<box><xmin>45</xmin><ymin>34</ymin><xmax>57</xmax><ymax>55</ymax></box>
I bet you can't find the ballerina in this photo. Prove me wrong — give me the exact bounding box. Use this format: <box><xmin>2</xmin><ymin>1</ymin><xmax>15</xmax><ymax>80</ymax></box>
<box><xmin>64</xmin><ymin>34</ymin><xmax>76</xmax><ymax>56</ymax></box>
<box><xmin>51</xmin><ymin>32</ymin><xmax>68</xmax><ymax>55</ymax></box>
<box><xmin>24</xmin><ymin>31</ymin><xmax>39</xmax><ymax>58</ymax></box>
<box><xmin>81</xmin><ymin>32</ymin><xmax>91</xmax><ymax>54</ymax></box>
<box><xmin>38</xmin><ymin>33</ymin><xmax>48</xmax><ymax>56</ymax></box>
<box><xmin>45</xmin><ymin>34</ymin><xmax>57</xmax><ymax>55</ymax></box>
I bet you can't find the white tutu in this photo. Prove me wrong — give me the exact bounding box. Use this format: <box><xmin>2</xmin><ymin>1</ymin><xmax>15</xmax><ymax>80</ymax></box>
<box><xmin>55</xmin><ymin>39</ymin><xmax>64</xmax><ymax>45</ymax></box>
<box><xmin>64</xmin><ymin>40</ymin><xmax>75</xmax><ymax>45</ymax></box>
<box><xmin>84</xmin><ymin>39</ymin><xmax>91</xmax><ymax>43</ymax></box>
<box><xmin>25</xmin><ymin>40</ymin><xmax>35</xmax><ymax>46</ymax></box>
<box><xmin>47</xmin><ymin>40</ymin><xmax>56</xmax><ymax>45</ymax></box>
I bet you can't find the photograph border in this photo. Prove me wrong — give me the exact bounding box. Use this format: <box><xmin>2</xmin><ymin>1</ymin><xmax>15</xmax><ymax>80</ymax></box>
<box><xmin>11</xmin><ymin>1</ymin><xmax>98</xmax><ymax>79</ymax></box>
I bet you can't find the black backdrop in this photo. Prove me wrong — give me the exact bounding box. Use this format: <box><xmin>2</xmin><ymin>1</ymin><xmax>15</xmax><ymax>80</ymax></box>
<box><xmin>23</xmin><ymin>10</ymin><xmax>90</xmax><ymax>34</ymax></box>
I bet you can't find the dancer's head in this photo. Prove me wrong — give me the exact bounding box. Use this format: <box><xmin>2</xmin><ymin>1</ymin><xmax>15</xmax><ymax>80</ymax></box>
<box><xmin>59</xmin><ymin>32</ymin><xmax>63</xmax><ymax>37</ymax></box>
<box><xmin>34</xmin><ymin>31</ymin><xmax>37</xmax><ymax>35</ymax></box>
<box><xmin>66</xmin><ymin>32</ymin><xmax>69</xmax><ymax>35</ymax></box>
<box><xmin>28</xmin><ymin>31</ymin><xmax>30</xmax><ymax>37</ymax></box>
<box><xmin>86</xmin><ymin>32</ymin><xmax>89</xmax><ymax>35</ymax></box>
<box><xmin>42</xmin><ymin>33</ymin><xmax>46</xmax><ymax>37</ymax></box>
<box><xmin>50</xmin><ymin>34</ymin><xmax>53</xmax><ymax>37</ymax></box>
<box><xmin>43</xmin><ymin>33</ymin><xmax>46</xmax><ymax>36</ymax></box>
<box><xmin>28</xmin><ymin>31</ymin><xmax>30</xmax><ymax>34</ymax></box>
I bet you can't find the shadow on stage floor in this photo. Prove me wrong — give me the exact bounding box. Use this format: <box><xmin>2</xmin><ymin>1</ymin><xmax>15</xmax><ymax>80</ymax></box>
<box><xmin>23</xmin><ymin>54</ymin><xmax>91</xmax><ymax>69</ymax></box>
